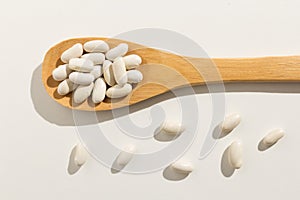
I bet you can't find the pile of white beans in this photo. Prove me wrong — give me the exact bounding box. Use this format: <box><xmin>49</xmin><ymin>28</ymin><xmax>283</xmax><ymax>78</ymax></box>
<box><xmin>52</xmin><ymin>40</ymin><xmax>143</xmax><ymax>104</ymax></box>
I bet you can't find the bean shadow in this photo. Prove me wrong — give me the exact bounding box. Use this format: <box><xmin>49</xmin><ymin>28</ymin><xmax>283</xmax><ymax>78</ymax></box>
<box><xmin>257</xmin><ymin>140</ymin><xmax>277</xmax><ymax>151</ymax></box>
<box><xmin>110</xmin><ymin>153</ymin><xmax>126</xmax><ymax>174</ymax></box>
<box><xmin>162</xmin><ymin>165</ymin><xmax>190</xmax><ymax>181</ymax></box>
<box><xmin>110</xmin><ymin>160</ymin><xmax>124</xmax><ymax>174</ymax></box>
<box><xmin>212</xmin><ymin>123</ymin><xmax>223</xmax><ymax>139</ymax></box>
<box><xmin>220</xmin><ymin>146</ymin><xmax>235</xmax><ymax>177</ymax></box>
<box><xmin>153</xmin><ymin>126</ymin><xmax>181</xmax><ymax>142</ymax></box>
<box><xmin>212</xmin><ymin>122</ymin><xmax>237</xmax><ymax>140</ymax></box>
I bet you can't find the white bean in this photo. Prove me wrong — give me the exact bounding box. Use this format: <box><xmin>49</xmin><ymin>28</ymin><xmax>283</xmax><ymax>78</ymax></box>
<box><xmin>92</xmin><ymin>78</ymin><xmax>106</xmax><ymax>104</ymax></box>
<box><xmin>105</xmin><ymin>43</ymin><xmax>128</xmax><ymax>61</ymax></box>
<box><xmin>81</xmin><ymin>53</ymin><xmax>105</xmax><ymax>65</ymax></box>
<box><xmin>228</xmin><ymin>140</ymin><xmax>243</xmax><ymax>169</ymax></box>
<box><xmin>123</xmin><ymin>54</ymin><xmax>142</xmax><ymax>69</ymax></box>
<box><xmin>221</xmin><ymin>113</ymin><xmax>241</xmax><ymax>134</ymax></box>
<box><xmin>57</xmin><ymin>79</ymin><xmax>78</xmax><ymax>95</ymax></box>
<box><xmin>158</xmin><ymin>120</ymin><xmax>184</xmax><ymax>136</ymax></box>
<box><xmin>52</xmin><ymin>64</ymin><xmax>71</xmax><ymax>81</ymax></box>
<box><xmin>127</xmin><ymin>70</ymin><xmax>143</xmax><ymax>83</ymax></box>
<box><xmin>73</xmin><ymin>144</ymin><xmax>88</xmax><ymax>167</ymax></box>
<box><xmin>116</xmin><ymin>144</ymin><xmax>136</xmax><ymax>166</ymax></box>
<box><xmin>112</xmin><ymin>57</ymin><xmax>127</xmax><ymax>86</ymax></box>
<box><xmin>69</xmin><ymin>72</ymin><xmax>94</xmax><ymax>85</ymax></box>
<box><xmin>73</xmin><ymin>82</ymin><xmax>94</xmax><ymax>104</ymax></box>
<box><xmin>103</xmin><ymin>60</ymin><xmax>116</xmax><ymax>86</ymax></box>
<box><xmin>83</xmin><ymin>40</ymin><xmax>109</xmax><ymax>53</ymax></box>
<box><xmin>262</xmin><ymin>129</ymin><xmax>285</xmax><ymax>146</ymax></box>
<box><xmin>171</xmin><ymin>161</ymin><xmax>194</xmax><ymax>174</ymax></box>
<box><xmin>90</xmin><ymin>65</ymin><xmax>103</xmax><ymax>79</ymax></box>
<box><xmin>68</xmin><ymin>58</ymin><xmax>94</xmax><ymax>72</ymax></box>
<box><xmin>106</xmin><ymin>83</ymin><xmax>132</xmax><ymax>98</ymax></box>
<box><xmin>61</xmin><ymin>43</ymin><xmax>83</xmax><ymax>63</ymax></box>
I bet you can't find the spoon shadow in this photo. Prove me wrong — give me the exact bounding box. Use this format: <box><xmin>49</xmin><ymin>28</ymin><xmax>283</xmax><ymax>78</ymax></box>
<box><xmin>31</xmin><ymin>64</ymin><xmax>300</xmax><ymax>126</ymax></box>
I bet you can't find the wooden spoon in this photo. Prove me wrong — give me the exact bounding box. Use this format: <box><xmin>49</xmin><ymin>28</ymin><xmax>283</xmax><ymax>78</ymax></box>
<box><xmin>42</xmin><ymin>37</ymin><xmax>300</xmax><ymax>111</ymax></box>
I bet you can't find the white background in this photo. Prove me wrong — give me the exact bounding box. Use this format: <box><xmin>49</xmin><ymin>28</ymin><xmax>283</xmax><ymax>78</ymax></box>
<box><xmin>1</xmin><ymin>0</ymin><xmax>300</xmax><ymax>199</ymax></box>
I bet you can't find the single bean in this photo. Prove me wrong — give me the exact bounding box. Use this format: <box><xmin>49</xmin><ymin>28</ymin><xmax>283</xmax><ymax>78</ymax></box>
<box><xmin>221</xmin><ymin>113</ymin><xmax>241</xmax><ymax>135</ymax></box>
<box><xmin>262</xmin><ymin>129</ymin><xmax>285</xmax><ymax>146</ymax></box>
<box><xmin>112</xmin><ymin>57</ymin><xmax>127</xmax><ymax>86</ymax></box>
<box><xmin>103</xmin><ymin>60</ymin><xmax>116</xmax><ymax>86</ymax></box>
<box><xmin>92</xmin><ymin>78</ymin><xmax>106</xmax><ymax>104</ymax></box>
<box><xmin>127</xmin><ymin>70</ymin><xmax>143</xmax><ymax>83</ymax></box>
<box><xmin>158</xmin><ymin>120</ymin><xmax>185</xmax><ymax>136</ymax></box>
<box><xmin>83</xmin><ymin>40</ymin><xmax>109</xmax><ymax>53</ymax></box>
<box><xmin>52</xmin><ymin>64</ymin><xmax>71</xmax><ymax>81</ymax></box>
<box><xmin>105</xmin><ymin>43</ymin><xmax>128</xmax><ymax>61</ymax></box>
<box><xmin>68</xmin><ymin>58</ymin><xmax>94</xmax><ymax>72</ymax></box>
<box><xmin>73</xmin><ymin>82</ymin><xmax>94</xmax><ymax>104</ymax></box>
<box><xmin>106</xmin><ymin>83</ymin><xmax>132</xmax><ymax>98</ymax></box>
<box><xmin>90</xmin><ymin>65</ymin><xmax>103</xmax><ymax>79</ymax></box>
<box><xmin>81</xmin><ymin>53</ymin><xmax>105</xmax><ymax>65</ymax></box>
<box><xmin>57</xmin><ymin>79</ymin><xmax>78</xmax><ymax>95</ymax></box>
<box><xmin>61</xmin><ymin>43</ymin><xmax>83</xmax><ymax>63</ymax></box>
<box><xmin>228</xmin><ymin>140</ymin><xmax>243</xmax><ymax>169</ymax></box>
<box><xmin>69</xmin><ymin>72</ymin><xmax>94</xmax><ymax>85</ymax></box>
<box><xmin>116</xmin><ymin>144</ymin><xmax>136</xmax><ymax>166</ymax></box>
<box><xmin>123</xmin><ymin>54</ymin><xmax>142</xmax><ymax>69</ymax></box>
<box><xmin>171</xmin><ymin>161</ymin><xmax>194</xmax><ymax>174</ymax></box>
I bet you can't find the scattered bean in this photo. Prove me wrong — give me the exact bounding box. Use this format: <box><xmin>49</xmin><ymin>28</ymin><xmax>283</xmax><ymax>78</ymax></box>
<box><xmin>73</xmin><ymin>144</ymin><xmax>88</xmax><ymax>167</ymax></box>
<box><xmin>171</xmin><ymin>161</ymin><xmax>194</xmax><ymax>174</ymax></box>
<box><xmin>262</xmin><ymin>129</ymin><xmax>285</xmax><ymax>146</ymax></box>
<box><xmin>228</xmin><ymin>140</ymin><xmax>243</xmax><ymax>169</ymax></box>
<box><xmin>158</xmin><ymin>120</ymin><xmax>185</xmax><ymax>136</ymax></box>
<box><xmin>221</xmin><ymin>113</ymin><xmax>241</xmax><ymax>135</ymax></box>
<box><xmin>116</xmin><ymin>144</ymin><xmax>136</xmax><ymax>166</ymax></box>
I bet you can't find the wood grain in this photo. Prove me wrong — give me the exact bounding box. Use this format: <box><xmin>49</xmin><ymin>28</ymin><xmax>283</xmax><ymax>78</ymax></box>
<box><xmin>42</xmin><ymin>37</ymin><xmax>300</xmax><ymax>111</ymax></box>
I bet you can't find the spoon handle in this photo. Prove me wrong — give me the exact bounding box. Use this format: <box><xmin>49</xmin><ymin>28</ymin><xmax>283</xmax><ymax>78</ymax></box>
<box><xmin>187</xmin><ymin>55</ymin><xmax>300</xmax><ymax>83</ymax></box>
